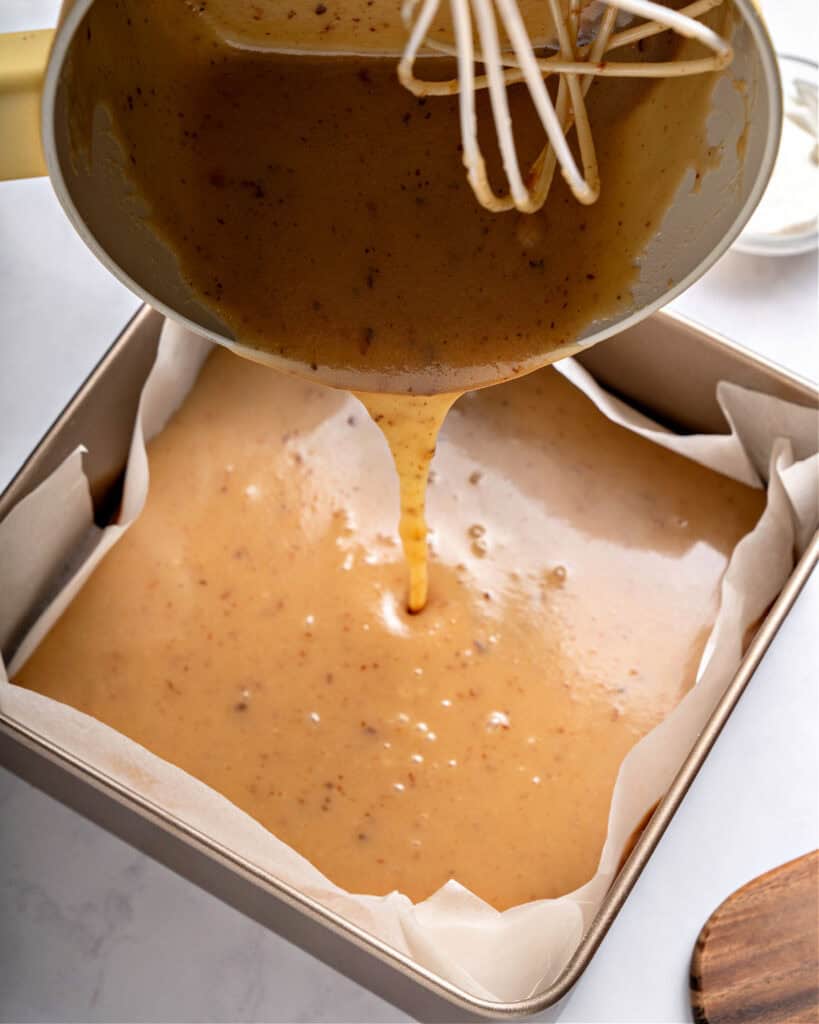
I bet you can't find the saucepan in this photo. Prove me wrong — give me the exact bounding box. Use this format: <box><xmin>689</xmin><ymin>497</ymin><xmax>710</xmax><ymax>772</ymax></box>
<box><xmin>0</xmin><ymin>0</ymin><xmax>781</xmax><ymax>391</ymax></box>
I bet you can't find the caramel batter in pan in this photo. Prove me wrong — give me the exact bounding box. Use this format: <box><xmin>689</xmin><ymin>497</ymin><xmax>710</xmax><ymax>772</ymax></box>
<box><xmin>16</xmin><ymin>351</ymin><xmax>763</xmax><ymax>910</ymax></box>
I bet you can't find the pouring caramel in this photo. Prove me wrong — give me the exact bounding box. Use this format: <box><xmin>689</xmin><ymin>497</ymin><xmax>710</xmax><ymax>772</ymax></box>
<box><xmin>68</xmin><ymin>0</ymin><xmax>725</xmax><ymax>609</ymax></box>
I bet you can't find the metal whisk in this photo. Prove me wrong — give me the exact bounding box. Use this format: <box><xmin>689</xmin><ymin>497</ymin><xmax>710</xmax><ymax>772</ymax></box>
<box><xmin>398</xmin><ymin>0</ymin><xmax>733</xmax><ymax>212</ymax></box>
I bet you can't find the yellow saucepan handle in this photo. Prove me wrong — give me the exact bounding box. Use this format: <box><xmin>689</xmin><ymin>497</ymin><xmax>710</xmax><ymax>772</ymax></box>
<box><xmin>0</xmin><ymin>29</ymin><xmax>55</xmax><ymax>181</ymax></box>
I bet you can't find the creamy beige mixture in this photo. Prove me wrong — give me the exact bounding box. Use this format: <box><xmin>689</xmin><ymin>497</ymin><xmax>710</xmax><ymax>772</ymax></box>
<box><xmin>15</xmin><ymin>350</ymin><xmax>763</xmax><ymax>909</ymax></box>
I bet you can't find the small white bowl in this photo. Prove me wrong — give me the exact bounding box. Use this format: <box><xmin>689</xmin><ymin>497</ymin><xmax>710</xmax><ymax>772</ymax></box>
<box><xmin>734</xmin><ymin>54</ymin><xmax>818</xmax><ymax>257</ymax></box>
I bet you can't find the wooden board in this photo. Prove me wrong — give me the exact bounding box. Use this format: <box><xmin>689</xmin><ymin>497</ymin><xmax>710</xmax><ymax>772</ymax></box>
<box><xmin>691</xmin><ymin>850</ymin><xmax>819</xmax><ymax>1024</ymax></box>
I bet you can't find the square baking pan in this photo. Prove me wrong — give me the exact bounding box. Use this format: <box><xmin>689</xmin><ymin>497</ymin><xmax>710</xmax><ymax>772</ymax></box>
<box><xmin>1</xmin><ymin>306</ymin><xmax>817</xmax><ymax>1021</ymax></box>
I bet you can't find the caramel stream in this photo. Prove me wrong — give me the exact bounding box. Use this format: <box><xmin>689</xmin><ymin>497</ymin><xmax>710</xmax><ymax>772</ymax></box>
<box><xmin>356</xmin><ymin>393</ymin><xmax>458</xmax><ymax>611</ymax></box>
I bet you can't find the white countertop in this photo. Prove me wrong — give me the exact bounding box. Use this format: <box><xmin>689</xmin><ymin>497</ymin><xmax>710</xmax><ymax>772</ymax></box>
<box><xmin>1</xmin><ymin>2</ymin><xmax>817</xmax><ymax>1021</ymax></box>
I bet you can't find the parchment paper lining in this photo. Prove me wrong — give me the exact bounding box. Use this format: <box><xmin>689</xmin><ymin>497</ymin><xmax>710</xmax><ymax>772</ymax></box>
<box><xmin>1</xmin><ymin>320</ymin><xmax>816</xmax><ymax>1001</ymax></box>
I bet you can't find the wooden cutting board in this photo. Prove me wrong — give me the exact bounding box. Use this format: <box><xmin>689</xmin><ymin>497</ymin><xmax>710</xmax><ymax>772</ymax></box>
<box><xmin>690</xmin><ymin>850</ymin><xmax>819</xmax><ymax>1024</ymax></box>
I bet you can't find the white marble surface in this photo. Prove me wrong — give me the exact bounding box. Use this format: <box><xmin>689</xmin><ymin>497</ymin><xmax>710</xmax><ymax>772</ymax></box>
<box><xmin>1</xmin><ymin>2</ymin><xmax>817</xmax><ymax>1021</ymax></box>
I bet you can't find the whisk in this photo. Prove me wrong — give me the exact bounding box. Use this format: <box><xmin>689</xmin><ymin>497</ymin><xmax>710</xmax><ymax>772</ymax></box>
<box><xmin>398</xmin><ymin>0</ymin><xmax>734</xmax><ymax>213</ymax></box>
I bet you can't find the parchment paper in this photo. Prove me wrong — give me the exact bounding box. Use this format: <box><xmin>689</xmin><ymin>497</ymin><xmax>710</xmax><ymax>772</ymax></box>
<box><xmin>1</xmin><ymin>320</ymin><xmax>817</xmax><ymax>1002</ymax></box>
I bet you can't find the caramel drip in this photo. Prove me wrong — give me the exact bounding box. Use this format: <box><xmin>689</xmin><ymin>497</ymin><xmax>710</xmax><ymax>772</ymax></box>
<box><xmin>355</xmin><ymin>391</ymin><xmax>459</xmax><ymax>611</ymax></box>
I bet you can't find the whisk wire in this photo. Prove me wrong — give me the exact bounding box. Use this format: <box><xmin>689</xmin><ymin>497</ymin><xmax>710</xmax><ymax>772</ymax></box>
<box><xmin>476</xmin><ymin>0</ymin><xmax>532</xmax><ymax>208</ymax></box>
<box><xmin>398</xmin><ymin>0</ymin><xmax>733</xmax><ymax>212</ymax></box>
<box><xmin>528</xmin><ymin>3</ymin><xmax>618</xmax><ymax>207</ymax></box>
<box><xmin>545</xmin><ymin>0</ymin><xmax>600</xmax><ymax>200</ymax></box>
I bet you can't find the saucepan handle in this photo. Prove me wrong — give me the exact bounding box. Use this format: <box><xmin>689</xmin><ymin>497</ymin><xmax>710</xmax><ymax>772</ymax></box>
<box><xmin>0</xmin><ymin>29</ymin><xmax>54</xmax><ymax>181</ymax></box>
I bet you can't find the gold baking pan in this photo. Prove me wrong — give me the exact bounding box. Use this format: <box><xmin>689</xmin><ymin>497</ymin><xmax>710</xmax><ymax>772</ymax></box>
<box><xmin>1</xmin><ymin>305</ymin><xmax>816</xmax><ymax>1020</ymax></box>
